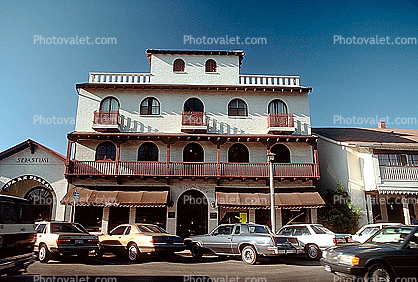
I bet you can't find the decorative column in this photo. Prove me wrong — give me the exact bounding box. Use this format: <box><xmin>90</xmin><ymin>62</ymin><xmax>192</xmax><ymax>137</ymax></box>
<box><xmin>129</xmin><ymin>207</ymin><xmax>136</xmax><ymax>224</ymax></box>
<box><xmin>101</xmin><ymin>207</ymin><xmax>110</xmax><ymax>234</ymax></box>
<box><xmin>311</xmin><ymin>208</ymin><xmax>317</xmax><ymax>224</ymax></box>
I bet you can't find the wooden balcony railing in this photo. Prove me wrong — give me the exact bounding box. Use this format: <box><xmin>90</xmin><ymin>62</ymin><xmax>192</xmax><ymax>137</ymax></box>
<box><xmin>67</xmin><ymin>161</ymin><xmax>319</xmax><ymax>179</ymax></box>
<box><xmin>182</xmin><ymin>111</ymin><xmax>207</xmax><ymax>126</ymax></box>
<box><xmin>93</xmin><ymin>110</ymin><xmax>121</xmax><ymax>126</ymax></box>
<box><xmin>267</xmin><ymin>113</ymin><xmax>294</xmax><ymax>128</ymax></box>
<box><xmin>380</xmin><ymin>166</ymin><xmax>418</xmax><ymax>182</ymax></box>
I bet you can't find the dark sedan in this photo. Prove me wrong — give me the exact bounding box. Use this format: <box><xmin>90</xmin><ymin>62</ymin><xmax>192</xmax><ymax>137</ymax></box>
<box><xmin>321</xmin><ymin>225</ymin><xmax>418</xmax><ymax>281</ymax></box>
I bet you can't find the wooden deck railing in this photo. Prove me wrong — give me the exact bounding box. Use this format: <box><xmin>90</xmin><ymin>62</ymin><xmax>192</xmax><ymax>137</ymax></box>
<box><xmin>93</xmin><ymin>110</ymin><xmax>121</xmax><ymax>126</ymax></box>
<box><xmin>267</xmin><ymin>113</ymin><xmax>294</xmax><ymax>128</ymax></box>
<box><xmin>182</xmin><ymin>111</ymin><xmax>207</xmax><ymax>126</ymax></box>
<box><xmin>67</xmin><ymin>161</ymin><xmax>319</xmax><ymax>178</ymax></box>
<box><xmin>380</xmin><ymin>166</ymin><xmax>418</xmax><ymax>181</ymax></box>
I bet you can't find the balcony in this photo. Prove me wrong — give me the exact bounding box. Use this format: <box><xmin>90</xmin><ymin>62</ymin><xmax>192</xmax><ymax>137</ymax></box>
<box><xmin>181</xmin><ymin>111</ymin><xmax>207</xmax><ymax>133</ymax></box>
<box><xmin>267</xmin><ymin>114</ymin><xmax>295</xmax><ymax>134</ymax></box>
<box><xmin>380</xmin><ymin>166</ymin><xmax>418</xmax><ymax>182</ymax></box>
<box><xmin>66</xmin><ymin>161</ymin><xmax>319</xmax><ymax>180</ymax></box>
<box><xmin>92</xmin><ymin>110</ymin><xmax>121</xmax><ymax>132</ymax></box>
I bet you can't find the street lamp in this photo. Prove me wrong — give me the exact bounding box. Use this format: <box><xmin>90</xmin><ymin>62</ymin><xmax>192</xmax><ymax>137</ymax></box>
<box><xmin>267</xmin><ymin>153</ymin><xmax>276</xmax><ymax>233</ymax></box>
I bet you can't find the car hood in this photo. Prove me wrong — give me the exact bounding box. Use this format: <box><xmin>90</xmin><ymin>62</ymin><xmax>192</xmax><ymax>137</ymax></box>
<box><xmin>327</xmin><ymin>242</ymin><xmax>398</xmax><ymax>255</ymax></box>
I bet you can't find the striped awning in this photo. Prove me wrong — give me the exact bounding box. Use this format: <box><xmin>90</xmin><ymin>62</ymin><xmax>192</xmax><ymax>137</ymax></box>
<box><xmin>215</xmin><ymin>192</ymin><xmax>325</xmax><ymax>209</ymax></box>
<box><xmin>61</xmin><ymin>187</ymin><xmax>168</xmax><ymax>207</ymax></box>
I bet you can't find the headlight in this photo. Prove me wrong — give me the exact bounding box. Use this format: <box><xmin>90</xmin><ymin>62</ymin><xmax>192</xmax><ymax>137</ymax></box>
<box><xmin>338</xmin><ymin>253</ymin><xmax>360</xmax><ymax>265</ymax></box>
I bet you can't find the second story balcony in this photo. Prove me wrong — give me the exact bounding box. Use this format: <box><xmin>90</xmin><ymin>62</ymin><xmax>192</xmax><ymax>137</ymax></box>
<box><xmin>92</xmin><ymin>110</ymin><xmax>121</xmax><ymax>132</ymax></box>
<box><xmin>380</xmin><ymin>166</ymin><xmax>418</xmax><ymax>182</ymax></box>
<box><xmin>267</xmin><ymin>114</ymin><xmax>295</xmax><ymax>134</ymax></box>
<box><xmin>66</xmin><ymin>161</ymin><xmax>319</xmax><ymax>181</ymax></box>
<box><xmin>181</xmin><ymin>111</ymin><xmax>207</xmax><ymax>133</ymax></box>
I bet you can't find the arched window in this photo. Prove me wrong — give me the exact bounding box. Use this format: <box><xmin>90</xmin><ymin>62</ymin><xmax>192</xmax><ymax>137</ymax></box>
<box><xmin>205</xmin><ymin>59</ymin><xmax>217</xmax><ymax>73</ymax></box>
<box><xmin>138</xmin><ymin>142</ymin><xmax>158</xmax><ymax>161</ymax></box>
<box><xmin>228</xmin><ymin>99</ymin><xmax>248</xmax><ymax>116</ymax></box>
<box><xmin>228</xmin><ymin>144</ymin><xmax>249</xmax><ymax>162</ymax></box>
<box><xmin>173</xmin><ymin>59</ymin><xmax>185</xmax><ymax>72</ymax></box>
<box><xmin>184</xmin><ymin>98</ymin><xmax>204</xmax><ymax>112</ymax></box>
<box><xmin>96</xmin><ymin>142</ymin><xmax>116</xmax><ymax>161</ymax></box>
<box><xmin>100</xmin><ymin>97</ymin><xmax>119</xmax><ymax>111</ymax></box>
<box><xmin>270</xmin><ymin>144</ymin><xmax>291</xmax><ymax>163</ymax></box>
<box><xmin>268</xmin><ymin>99</ymin><xmax>288</xmax><ymax>114</ymax></box>
<box><xmin>183</xmin><ymin>143</ymin><xmax>204</xmax><ymax>162</ymax></box>
<box><xmin>140</xmin><ymin>97</ymin><xmax>160</xmax><ymax>115</ymax></box>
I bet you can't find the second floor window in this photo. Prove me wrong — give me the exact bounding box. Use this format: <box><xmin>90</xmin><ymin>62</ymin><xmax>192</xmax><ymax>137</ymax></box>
<box><xmin>96</xmin><ymin>142</ymin><xmax>116</xmax><ymax>161</ymax></box>
<box><xmin>100</xmin><ymin>97</ymin><xmax>119</xmax><ymax>112</ymax></box>
<box><xmin>228</xmin><ymin>99</ymin><xmax>248</xmax><ymax>116</ymax></box>
<box><xmin>228</xmin><ymin>144</ymin><xmax>249</xmax><ymax>162</ymax></box>
<box><xmin>270</xmin><ymin>144</ymin><xmax>291</xmax><ymax>163</ymax></box>
<box><xmin>140</xmin><ymin>97</ymin><xmax>160</xmax><ymax>115</ymax></box>
<box><xmin>184</xmin><ymin>98</ymin><xmax>204</xmax><ymax>112</ymax></box>
<box><xmin>138</xmin><ymin>142</ymin><xmax>158</xmax><ymax>161</ymax></box>
<box><xmin>268</xmin><ymin>99</ymin><xmax>288</xmax><ymax>114</ymax></box>
<box><xmin>205</xmin><ymin>59</ymin><xmax>217</xmax><ymax>72</ymax></box>
<box><xmin>173</xmin><ymin>59</ymin><xmax>185</xmax><ymax>72</ymax></box>
<box><xmin>378</xmin><ymin>153</ymin><xmax>418</xmax><ymax>166</ymax></box>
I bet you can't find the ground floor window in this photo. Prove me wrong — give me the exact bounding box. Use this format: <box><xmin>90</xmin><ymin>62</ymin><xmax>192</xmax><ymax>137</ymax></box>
<box><xmin>219</xmin><ymin>210</ymin><xmax>248</xmax><ymax>224</ymax></box>
<box><xmin>74</xmin><ymin>206</ymin><xmax>103</xmax><ymax>232</ymax></box>
<box><xmin>387</xmin><ymin>197</ymin><xmax>404</xmax><ymax>223</ymax></box>
<box><xmin>109</xmin><ymin>207</ymin><xmax>130</xmax><ymax>231</ymax></box>
<box><xmin>282</xmin><ymin>208</ymin><xmax>309</xmax><ymax>225</ymax></box>
<box><xmin>255</xmin><ymin>209</ymin><xmax>271</xmax><ymax>226</ymax></box>
<box><xmin>135</xmin><ymin>207</ymin><xmax>167</xmax><ymax>229</ymax></box>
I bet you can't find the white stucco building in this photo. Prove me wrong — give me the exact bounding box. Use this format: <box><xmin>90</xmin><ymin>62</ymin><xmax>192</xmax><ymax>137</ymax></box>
<box><xmin>0</xmin><ymin>139</ymin><xmax>69</xmax><ymax>221</ymax></box>
<box><xmin>313</xmin><ymin>127</ymin><xmax>418</xmax><ymax>228</ymax></box>
<box><xmin>64</xmin><ymin>49</ymin><xmax>324</xmax><ymax>236</ymax></box>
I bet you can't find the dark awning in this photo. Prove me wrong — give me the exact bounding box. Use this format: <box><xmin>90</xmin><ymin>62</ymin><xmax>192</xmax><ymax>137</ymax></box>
<box><xmin>215</xmin><ymin>192</ymin><xmax>325</xmax><ymax>209</ymax></box>
<box><xmin>61</xmin><ymin>187</ymin><xmax>168</xmax><ymax>207</ymax></box>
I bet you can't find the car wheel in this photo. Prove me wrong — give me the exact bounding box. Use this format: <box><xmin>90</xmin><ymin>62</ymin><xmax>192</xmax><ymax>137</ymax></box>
<box><xmin>306</xmin><ymin>244</ymin><xmax>321</xmax><ymax>260</ymax></box>
<box><xmin>191</xmin><ymin>244</ymin><xmax>203</xmax><ymax>258</ymax></box>
<box><xmin>38</xmin><ymin>244</ymin><xmax>50</xmax><ymax>263</ymax></box>
<box><xmin>241</xmin><ymin>245</ymin><xmax>258</xmax><ymax>265</ymax></box>
<box><xmin>127</xmin><ymin>243</ymin><xmax>139</xmax><ymax>261</ymax></box>
<box><xmin>365</xmin><ymin>264</ymin><xmax>392</xmax><ymax>282</ymax></box>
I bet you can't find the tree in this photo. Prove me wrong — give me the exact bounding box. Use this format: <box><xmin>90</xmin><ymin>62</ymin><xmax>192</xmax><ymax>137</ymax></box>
<box><xmin>318</xmin><ymin>182</ymin><xmax>361</xmax><ymax>234</ymax></box>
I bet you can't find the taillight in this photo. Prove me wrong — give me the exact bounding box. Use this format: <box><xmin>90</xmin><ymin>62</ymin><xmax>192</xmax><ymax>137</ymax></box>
<box><xmin>57</xmin><ymin>238</ymin><xmax>72</xmax><ymax>244</ymax></box>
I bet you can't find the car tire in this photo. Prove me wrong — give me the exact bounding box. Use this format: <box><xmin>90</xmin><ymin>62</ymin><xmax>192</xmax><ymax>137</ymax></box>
<box><xmin>38</xmin><ymin>244</ymin><xmax>50</xmax><ymax>263</ymax></box>
<box><xmin>241</xmin><ymin>245</ymin><xmax>258</xmax><ymax>265</ymax></box>
<box><xmin>127</xmin><ymin>243</ymin><xmax>139</xmax><ymax>261</ymax></box>
<box><xmin>191</xmin><ymin>244</ymin><xmax>203</xmax><ymax>258</ymax></box>
<box><xmin>305</xmin><ymin>244</ymin><xmax>321</xmax><ymax>260</ymax></box>
<box><xmin>365</xmin><ymin>264</ymin><xmax>392</xmax><ymax>282</ymax></box>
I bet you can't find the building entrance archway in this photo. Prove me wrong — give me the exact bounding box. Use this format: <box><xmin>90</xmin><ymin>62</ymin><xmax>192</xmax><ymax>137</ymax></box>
<box><xmin>177</xmin><ymin>190</ymin><xmax>208</xmax><ymax>238</ymax></box>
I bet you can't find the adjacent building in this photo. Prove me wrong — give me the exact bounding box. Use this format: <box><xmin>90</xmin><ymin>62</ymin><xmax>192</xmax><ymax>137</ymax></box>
<box><xmin>0</xmin><ymin>139</ymin><xmax>69</xmax><ymax>221</ymax></box>
<box><xmin>313</xmin><ymin>127</ymin><xmax>418</xmax><ymax>227</ymax></box>
<box><xmin>63</xmin><ymin>49</ymin><xmax>324</xmax><ymax>236</ymax></box>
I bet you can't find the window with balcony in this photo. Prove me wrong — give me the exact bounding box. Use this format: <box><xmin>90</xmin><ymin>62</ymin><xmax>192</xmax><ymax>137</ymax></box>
<box><xmin>378</xmin><ymin>153</ymin><xmax>418</xmax><ymax>166</ymax></box>
<box><xmin>138</xmin><ymin>142</ymin><xmax>158</xmax><ymax>161</ymax></box>
<box><xmin>271</xmin><ymin>144</ymin><xmax>290</xmax><ymax>163</ymax></box>
<box><xmin>184</xmin><ymin>98</ymin><xmax>204</xmax><ymax>112</ymax></box>
<box><xmin>96</xmin><ymin>142</ymin><xmax>116</xmax><ymax>161</ymax></box>
<box><xmin>268</xmin><ymin>99</ymin><xmax>287</xmax><ymax>114</ymax></box>
<box><xmin>205</xmin><ymin>59</ymin><xmax>217</xmax><ymax>73</ymax></box>
<box><xmin>140</xmin><ymin>97</ymin><xmax>160</xmax><ymax>115</ymax></box>
<box><xmin>100</xmin><ymin>97</ymin><xmax>119</xmax><ymax>111</ymax></box>
<box><xmin>228</xmin><ymin>144</ymin><xmax>249</xmax><ymax>162</ymax></box>
<box><xmin>228</xmin><ymin>99</ymin><xmax>248</xmax><ymax>116</ymax></box>
<box><xmin>408</xmin><ymin>155</ymin><xmax>418</xmax><ymax>166</ymax></box>
<box><xmin>173</xmin><ymin>59</ymin><xmax>185</xmax><ymax>72</ymax></box>
<box><xmin>183</xmin><ymin>143</ymin><xmax>204</xmax><ymax>162</ymax></box>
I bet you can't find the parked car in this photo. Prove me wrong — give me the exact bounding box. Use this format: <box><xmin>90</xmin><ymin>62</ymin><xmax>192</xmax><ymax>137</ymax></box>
<box><xmin>0</xmin><ymin>195</ymin><xmax>36</xmax><ymax>276</ymax></box>
<box><xmin>34</xmin><ymin>221</ymin><xmax>99</xmax><ymax>263</ymax></box>
<box><xmin>97</xmin><ymin>223</ymin><xmax>184</xmax><ymax>261</ymax></box>
<box><xmin>184</xmin><ymin>223</ymin><xmax>301</xmax><ymax>265</ymax></box>
<box><xmin>352</xmin><ymin>222</ymin><xmax>402</xmax><ymax>243</ymax></box>
<box><xmin>277</xmin><ymin>224</ymin><xmax>353</xmax><ymax>260</ymax></box>
<box><xmin>321</xmin><ymin>225</ymin><xmax>418</xmax><ymax>281</ymax></box>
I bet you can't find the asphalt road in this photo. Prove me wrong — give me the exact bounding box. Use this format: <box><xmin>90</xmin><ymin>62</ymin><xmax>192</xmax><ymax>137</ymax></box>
<box><xmin>2</xmin><ymin>253</ymin><xmax>337</xmax><ymax>282</ymax></box>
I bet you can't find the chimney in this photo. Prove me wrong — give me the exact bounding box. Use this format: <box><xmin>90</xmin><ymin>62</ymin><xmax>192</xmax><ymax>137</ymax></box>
<box><xmin>378</xmin><ymin>122</ymin><xmax>386</xmax><ymax>129</ymax></box>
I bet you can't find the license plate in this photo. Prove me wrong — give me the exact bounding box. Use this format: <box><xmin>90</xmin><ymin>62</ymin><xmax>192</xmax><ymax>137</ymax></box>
<box><xmin>324</xmin><ymin>265</ymin><xmax>332</xmax><ymax>272</ymax></box>
<box><xmin>75</xmin><ymin>240</ymin><xmax>83</xmax><ymax>245</ymax></box>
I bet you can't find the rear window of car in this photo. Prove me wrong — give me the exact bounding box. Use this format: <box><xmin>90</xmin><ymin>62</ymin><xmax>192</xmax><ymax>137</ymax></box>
<box><xmin>51</xmin><ymin>223</ymin><xmax>86</xmax><ymax>233</ymax></box>
<box><xmin>248</xmin><ymin>225</ymin><xmax>270</xmax><ymax>234</ymax></box>
<box><xmin>278</xmin><ymin>227</ymin><xmax>293</xmax><ymax>236</ymax></box>
<box><xmin>137</xmin><ymin>225</ymin><xmax>166</xmax><ymax>233</ymax></box>
<box><xmin>311</xmin><ymin>225</ymin><xmax>334</xmax><ymax>234</ymax></box>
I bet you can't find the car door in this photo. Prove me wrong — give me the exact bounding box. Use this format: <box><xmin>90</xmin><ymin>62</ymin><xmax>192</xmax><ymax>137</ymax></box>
<box><xmin>393</xmin><ymin>229</ymin><xmax>418</xmax><ymax>277</ymax></box>
<box><xmin>292</xmin><ymin>226</ymin><xmax>312</xmax><ymax>246</ymax></box>
<box><xmin>101</xmin><ymin>225</ymin><xmax>128</xmax><ymax>250</ymax></box>
<box><xmin>204</xmin><ymin>225</ymin><xmax>233</xmax><ymax>254</ymax></box>
<box><xmin>230</xmin><ymin>225</ymin><xmax>241</xmax><ymax>254</ymax></box>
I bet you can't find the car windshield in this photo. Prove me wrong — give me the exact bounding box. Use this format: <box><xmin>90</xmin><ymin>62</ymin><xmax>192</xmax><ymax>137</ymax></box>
<box><xmin>370</xmin><ymin>227</ymin><xmax>413</xmax><ymax>245</ymax></box>
<box><xmin>311</xmin><ymin>225</ymin><xmax>334</xmax><ymax>234</ymax></box>
<box><xmin>137</xmin><ymin>224</ymin><xmax>167</xmax><ymax>233</ymax></box>
<box><xmin>248</xmin><ymin>225</ymin><xmax>271</xmax><ymax>234</ymax></box>
<box><xmin>51</xmin><ymin>223</ymin><xmax>87</xmax><ymax>233</ymax></box>
<box><xmin>357</xmin><ymin>227</ymin><xmax>380</xmax><ymax>236</ymax></box>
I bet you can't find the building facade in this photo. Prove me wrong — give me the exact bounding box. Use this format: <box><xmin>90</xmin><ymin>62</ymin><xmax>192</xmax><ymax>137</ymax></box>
<box><xmin>64</xmin><ymin>49</ymin><xmax>324</xmax><ymax>236</ymax></box>
<box><xmin>313</xmin><ymin>128</ymin><xmax>418</xmax><ymax>227</ymax></box>
<box><xmin>0</xmin><ymin>139</ymin><xmax>69</xmax><ymax>221</ymax></box>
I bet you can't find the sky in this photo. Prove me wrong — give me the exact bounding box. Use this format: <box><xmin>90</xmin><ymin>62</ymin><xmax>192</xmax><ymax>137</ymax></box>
<box><xmin>1</xmin><ymin>0</ymin><xmax>417</xmax><ymax>155</ymax></box>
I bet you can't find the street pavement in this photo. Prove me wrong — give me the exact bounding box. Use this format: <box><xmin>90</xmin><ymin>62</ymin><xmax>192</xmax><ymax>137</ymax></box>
<box><xmin>1</xmin><ymin>253</ymin><xmax>336</xmax><ymax>282</ymax></box>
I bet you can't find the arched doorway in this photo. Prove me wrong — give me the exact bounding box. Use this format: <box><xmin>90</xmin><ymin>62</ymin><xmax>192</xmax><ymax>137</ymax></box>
<box><xmin>177</xmin><ymin>190</ymin><xmax>208</xmax><ymax>238</ymax></box>
<box><xmin>183</xmin><ymin>143</ymin><xmax>204</xmax><ymax>162</ymax></box>
<box><xmin>271</xmin><ymin>144</ymin><xmax>291</xmax><ymax>163</ymax></box>
<box><xmin>25</xmin><ymin>187</ymin><xmax>53</xmax><ymax>221</ymax></box>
